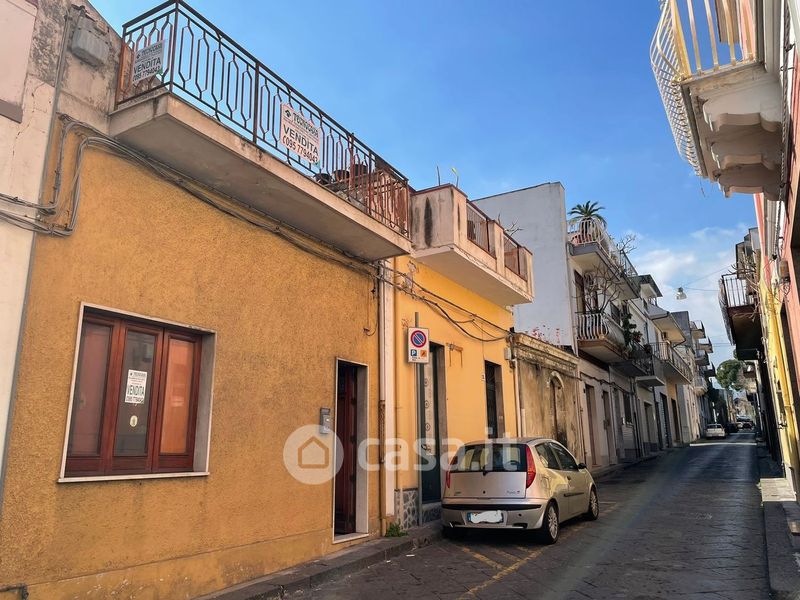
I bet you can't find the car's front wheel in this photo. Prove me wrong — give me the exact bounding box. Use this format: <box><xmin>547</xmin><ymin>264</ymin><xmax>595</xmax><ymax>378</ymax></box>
<box><xmin>584</xmin><ymin>487</ymin><xmax>599</xmax><ymax>521</ymax></box>
<box><xmin>538</xmin><ymin>502</ymin><xmax>559</xmax><ymax>544</ymax></box>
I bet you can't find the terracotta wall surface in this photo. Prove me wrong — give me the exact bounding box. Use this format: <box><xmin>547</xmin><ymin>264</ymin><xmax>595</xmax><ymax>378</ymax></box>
<box><xmin>0</xmin><ymin>143</ymin><xmax>381</xmax><ymax>599</ymax></box>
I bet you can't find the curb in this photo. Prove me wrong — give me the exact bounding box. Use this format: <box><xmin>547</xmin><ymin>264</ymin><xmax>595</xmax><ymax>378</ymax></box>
<box><xmin>757</xmin><ymin>445</ymin><xmax>800</xmax><ymax>600</ymax></box>
<box><xmin>194</xmin><ymin>523</ymin><xmax>442</xmax><ymax>600</ymax></box>
<box><xmin>592</xmin><ymin>451</ymin><xmax>662</xmax><ymax>482</ymax></box>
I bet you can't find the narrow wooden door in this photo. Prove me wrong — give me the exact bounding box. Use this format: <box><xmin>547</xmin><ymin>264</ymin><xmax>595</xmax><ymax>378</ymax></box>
<box><xmin>485</xmin><ymin>362</ymin><xmax>499</xmax><ymax>439</ymax></box>
<box><xmin>334</xmin><ymin>364</ymin><xmax>358</xmax><ymax>535</ymax></box>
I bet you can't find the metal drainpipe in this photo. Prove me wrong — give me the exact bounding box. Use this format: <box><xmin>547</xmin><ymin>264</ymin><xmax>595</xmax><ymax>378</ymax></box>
<box><xmin>0</xmin><ymin>5</ymin><xmax>76</xmax><ymax>522</ymax></box>
<box><xmin>378</xmin><ymin>261</ymin><xmax>387</xmax><ymax>535</ymax></box>
<box><xmin>511</xmin><ymin>337</ymin><xmax>523</xmax><ymax>437</ymax></box>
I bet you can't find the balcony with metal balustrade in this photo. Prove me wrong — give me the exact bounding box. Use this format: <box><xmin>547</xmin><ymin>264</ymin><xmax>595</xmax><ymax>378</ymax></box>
<box><xmin>719</xmin><ymin>273</ymin><xmax>762</xmax><ymax>359</ymax></box>
<box><xmin>409</xmin><ymin>185</ymin><xmax>533</xmax><ymax>306</ymax></box>
<box><xmin>567</xmin><ymin>218</ymin><xmax>640</xmax><ymax>300</ymax></box>
<box><xmin>110</xmin><ymin>0</ymin><xmax>411</xmax><ymax>260</ymax></box>
<box><xmin>650</xmin><ymin>0</ymin><xmax>782</xmax><ymax>199</ymax></box>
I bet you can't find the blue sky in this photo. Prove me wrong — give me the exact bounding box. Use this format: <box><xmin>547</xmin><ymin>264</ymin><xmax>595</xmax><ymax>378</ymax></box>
<box><xmin>96</xmin><ymin>0</ymin><xmax>753</xmax><ymax>360</ymax></box>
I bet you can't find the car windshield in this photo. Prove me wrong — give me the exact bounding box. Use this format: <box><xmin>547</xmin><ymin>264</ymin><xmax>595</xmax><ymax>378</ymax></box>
<box><xmin>451</xmin><ymin>443</ymin><xmax>526</xmax><ymax>473</ymax></box>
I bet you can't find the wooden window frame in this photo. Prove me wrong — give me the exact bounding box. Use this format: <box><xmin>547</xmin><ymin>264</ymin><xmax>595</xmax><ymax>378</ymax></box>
<box><xmin>65</xmin><ymin>310</ymin><xmax>202</xmax><ymax>477</ymax></box>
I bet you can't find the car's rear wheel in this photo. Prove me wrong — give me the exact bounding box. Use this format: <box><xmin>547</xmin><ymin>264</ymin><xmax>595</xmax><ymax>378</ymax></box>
<box><xmin>584</xmin><ymin>487</ymin><xmax>599</xmax><ymax>521</ymax></box>
<box><xmin>537</xmin><ymin>502</ymin><xmax>559</xmax><ymax>544</ymax></box>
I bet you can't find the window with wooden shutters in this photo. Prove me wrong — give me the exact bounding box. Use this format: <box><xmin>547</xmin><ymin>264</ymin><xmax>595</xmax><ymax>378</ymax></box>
<box><xmin>65</xmin><ymin>311</ymin><xmax>202</xmax><ymax>477</ymax></box>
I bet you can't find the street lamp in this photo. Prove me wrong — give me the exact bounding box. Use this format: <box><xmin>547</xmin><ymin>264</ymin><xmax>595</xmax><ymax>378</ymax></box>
<box><xmin>676</xmin><ymin>287</ymin><xmax>687</xmax><ymax>300</ymax></box>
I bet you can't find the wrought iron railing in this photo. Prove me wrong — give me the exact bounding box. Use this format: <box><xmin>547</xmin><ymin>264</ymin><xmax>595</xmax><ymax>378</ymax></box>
<box><xmin>575</xmin><ymin>312</ymin><xmax>625</xmax><ymax>348</ymax></box>
<box><xmin>567</xmin><ymin>218</ymin><xmax>639</xmax><ymax>290</ymax></box>
<box><xmin>719</xmin><ymin>273</ymin><xmax>757</xmax><ymax>308</ymax></box>
<box><xmin>466</xmin><ymin>202</ymin><xmax>495</xmax><ymax>256</ymax></box>
<box><xmin>116</xmin><ymin>0</ymin><xmax>410</xmax><ymax>237</ymax></box>
<box><xmin>503</xmin><ymin>233</ymin><xmax>528</xmax><ymax>281</ymax></box>
<box><xmin>653</xmin><ymin>342</ymin><xmax>692</xmax><ymax>381</ymax></box>
<box><xmin>650</xmin><ymin>0</ymin><xmax>759</xmax><ymax>174</ymax></box>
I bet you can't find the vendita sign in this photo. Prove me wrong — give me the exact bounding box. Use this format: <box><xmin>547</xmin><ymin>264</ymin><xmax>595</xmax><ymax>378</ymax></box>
<box><xmin>280</xmin><ymin>104</ymin><xmax>322</xmax><ymax>164</ymax></box>
<box><xmin>131</xmin><ymin>39</ymin><xmax>165</xmax><ymax>84</ymax></box>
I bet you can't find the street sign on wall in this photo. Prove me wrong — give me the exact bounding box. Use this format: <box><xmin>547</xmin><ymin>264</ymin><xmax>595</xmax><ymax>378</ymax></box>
<box><xmin>407</xmin><ymin>327</ymin><xmax>430</xmax><ymax>364</ymax></box>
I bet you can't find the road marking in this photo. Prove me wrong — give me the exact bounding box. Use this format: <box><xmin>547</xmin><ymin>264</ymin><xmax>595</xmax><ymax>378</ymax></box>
<box><xmin>457</xmin><ymin>504</ymin><xmax>621</xmax><ymax>600</ymax></box>
<box><xmin>457</xmin><ymin>545</ymin><xmax>504</xmax><ymax>570</ymax></box>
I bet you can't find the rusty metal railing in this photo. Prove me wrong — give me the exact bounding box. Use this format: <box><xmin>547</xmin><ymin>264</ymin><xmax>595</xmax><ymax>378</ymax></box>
<box><xmin>116</xmin><ymin>0</ymin><xmax>410</xmax><ymax>237</ymax></box>
<box><xmin>503</xmin><ymin>233</ymin><xmax>527</xmax><ymax>281</ymax></box>
<box><xmin>719</xmin><ymin>273</ymin><xmax>757</xmax><ymax>308</ymax></box>
<box><xmin>466</xmin><ymin>202</ymin><xmax>495</xmax><ymax>257</ymax></box>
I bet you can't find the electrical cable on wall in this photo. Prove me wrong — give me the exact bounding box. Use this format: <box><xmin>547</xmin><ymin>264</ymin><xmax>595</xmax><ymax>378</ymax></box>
<box><xmin>0</xmin><ymin>115</ymin><xmax>516</xmax><ymax>345</ymax></box>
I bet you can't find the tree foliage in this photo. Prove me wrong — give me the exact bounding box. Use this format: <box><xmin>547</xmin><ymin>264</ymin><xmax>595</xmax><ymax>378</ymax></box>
<box><xmin>716</xmin><ymin>359</ymin><xmax>745</xmax><ymax>391</ymax></box>
<box><xmin>568</xmin><ymin>201</ymin><xmax>606</xmax><ymax>224</ymax></box>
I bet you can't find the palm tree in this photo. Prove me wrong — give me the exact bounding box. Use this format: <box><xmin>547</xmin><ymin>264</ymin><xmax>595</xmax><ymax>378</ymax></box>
<box><xmin>568</xmin><ymin>201</ymin><xmax>606</xmax><ymax>225</ymax></box>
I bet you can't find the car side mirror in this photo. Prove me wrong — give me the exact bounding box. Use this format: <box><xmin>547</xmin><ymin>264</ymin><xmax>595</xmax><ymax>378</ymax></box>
<box><xmin>577</xmin><ymin>463</ymin><xmax>587</xmax><ymax>470</ymax></box>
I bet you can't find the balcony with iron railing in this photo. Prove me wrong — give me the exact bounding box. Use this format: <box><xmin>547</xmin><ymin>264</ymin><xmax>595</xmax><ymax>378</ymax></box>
<box><xmin>575</xmin><ymin>312</ymin><xmax>626</xmax><ymax>363</ymax></box>
<box><xmin>567</xmin><ymin>218</ymin><xmax>640</xmax><ymax>300</ymax></box>
<box><xmin>410</xmin><ymin>185</ymin><xmax>533</xmax><ymax>306</ymax></box>
<box><xmin>653</xmin><ymin>341</ymin><xmax>692</xmax><ymax>383</ymax></box>
<box><xmin>650</xmin><ymin>0</ymin><xmax>781</xmax><ymax>198</ymax></box>
<box><xmin>719</xmin><ymin>273</ymin><xmax>762</xmax><ymax>358</ymax></box>
<box><xmin>110</xmin><ymin>0</ymin><xmax>412</xmax><ymax>260</ymax></box>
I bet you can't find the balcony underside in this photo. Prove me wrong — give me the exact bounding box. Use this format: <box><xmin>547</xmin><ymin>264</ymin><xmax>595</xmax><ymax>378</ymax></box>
<box><xmin>726</xmin><ymin>305</ymin><xmax>762</xmax><ymax>360</ymax></box>
<box><xmin>615</xmin><ymin>360</ymin><xmax>648</xmax><ymax>377</ymax></box>
<box><xmin>663</xmin><ymin>361</ymin><xmax>691</xmax><ymax>384</ymax></box>
<box><xmin>413</xmin><ymin>245</ymin><xmax>532</xmax><ymax>306</ymax></box>
<box><xmin>684</xmin><ymin>65</ymin><xmax>782</xmax><ymax>199</ymax></box>
<box><xmin>577</xmin><ymin>339</ymin><xmax>624</xmax><ymax>364</ymax></box>
<box><xmin>109</xmin><ymin>92</ymin><xmax>412</xmax><ymax>261</ymax></box>
<box><xmin>570</xmin><ymin>245</ymin><xmax>638</xmax><ymax>300</ymax></box>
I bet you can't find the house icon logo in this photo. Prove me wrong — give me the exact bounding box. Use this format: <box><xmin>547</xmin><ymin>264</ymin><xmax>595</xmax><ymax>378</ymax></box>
<box><xmin>298</xmin><ymin>436</ymin><xmax>329</xmax><ymax>469</ymax></box>
<box><xmin>283</xmin><ymin>425</ymin><xmax>343</xmax><ymax>485</ymax></box>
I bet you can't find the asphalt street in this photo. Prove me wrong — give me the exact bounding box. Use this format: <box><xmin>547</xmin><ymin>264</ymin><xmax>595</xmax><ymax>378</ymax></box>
<box><xmin>305</xmin><ymin>433</ymin><xmax>768</xmax><ymax>599</ymax></box>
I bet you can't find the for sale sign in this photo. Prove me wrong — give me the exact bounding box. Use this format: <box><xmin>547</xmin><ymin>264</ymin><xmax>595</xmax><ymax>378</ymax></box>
<box><xmin>132</xmin><ymin>39</ymin><xmax>165</xmax><ymax>84</ymax></box>
<box><xmin>124</xmin><ymin>369</ymin><xmax>148</xmax><ymax>404</ymax></box>
<box><xmin>280</xmin><ymin>104</ymin><xmax>321</xmax><ymax>164</ymax></box>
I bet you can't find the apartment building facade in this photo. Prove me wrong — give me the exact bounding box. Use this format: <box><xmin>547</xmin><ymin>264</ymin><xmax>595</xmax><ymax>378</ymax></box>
<box><xmin>391</xmin><ymin>185</ymin><xmax>533</xmax><ymax>528</ymax></box>
<box><xmin>475</xmin><ymin>184</ymin><xmax>707</xmax><ymax>472</ymax></box>
<box><xmin>0</xmin><ymin>1</ymin><xmax>415</xmax><ymax>597</ymax></box>
<box><xmin>651</xmin><ymin>0</ymin><xmax>800</xmax><ymax>499</ymax></box>
<box><xmin>0</xmin><ymin>1</ymin><xmax>542</xmax><ymax>597</ymax></box>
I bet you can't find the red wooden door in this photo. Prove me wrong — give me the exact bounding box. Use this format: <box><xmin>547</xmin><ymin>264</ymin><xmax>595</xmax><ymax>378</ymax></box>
<box><xmin>335</xmin><ymin>364</ymin><xmax>358</xmax><ymax>534</ymax></box>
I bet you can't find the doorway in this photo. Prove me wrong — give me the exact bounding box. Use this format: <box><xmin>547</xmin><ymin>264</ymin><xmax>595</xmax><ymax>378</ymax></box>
<box><xmin>671</xmin><ymin>399</ymin><xmax>681</xmax><ymax>444</ymax></box>
<box><xmin>334</xmin><ymin>361</ymin><xmax>367</xmax><ymax>537</ymax></box>
<box><xmin>484</xmin><ymin>361</ymin><xmax>502</xmax><ymax>438</ymax></box>
<box><xmin>585</xmin><ymin>384</ymin><xmax>598</xmax><ymax>465</ymax></box>
<box><xmin>603</xmin><ymin>390</ymin><xmax>615</xmax><ymax>464</ymax></box>
<box><xmin>419</xmin><ymin>344</ymin><xmax>445</xmax><ymax>504</ymax></box>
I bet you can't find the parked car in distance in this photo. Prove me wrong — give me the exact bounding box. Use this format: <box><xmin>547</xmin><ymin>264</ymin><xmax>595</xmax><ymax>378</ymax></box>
<box><xmin>741</xmin><ymin>421</ymin><xmax>754</xmax><ymax>430</ymax></box>
<box><xmin>705</xmin><ymin>424</ymin><xmax>726</xmax><ymax>439</ymax></box>
<box><xmin>725</xmin><ymin>422</ymin><xmax>739</xmax><ymax>434</ymax></box>
<box><xmin>441</xmin><ymin>438</ymin><xmax>598</xmax><ymax>544</ymax></box>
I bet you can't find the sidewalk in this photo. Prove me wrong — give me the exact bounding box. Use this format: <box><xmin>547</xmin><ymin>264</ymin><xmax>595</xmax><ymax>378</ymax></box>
<box><xmin>757</xmin><ymin>444</ymin><xmax>800</xmax><ymax>600</ymax></box>
<box><xmin>195</xmin><ymin>523</ymin><xmax>442</xmax><ymax>600</ymax></box>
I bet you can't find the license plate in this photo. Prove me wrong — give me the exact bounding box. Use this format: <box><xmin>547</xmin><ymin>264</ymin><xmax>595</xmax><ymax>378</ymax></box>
<box><xmin>467</xmin><ymin>510</ymin><xmax>504</xmax><ymax>524</ymax></box>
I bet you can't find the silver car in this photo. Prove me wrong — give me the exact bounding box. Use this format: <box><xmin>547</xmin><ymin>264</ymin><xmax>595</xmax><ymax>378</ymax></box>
<box><xmin>441</xmin><ymin>438</ymin><xmax>598</xmax><ymax>543</ymax></box>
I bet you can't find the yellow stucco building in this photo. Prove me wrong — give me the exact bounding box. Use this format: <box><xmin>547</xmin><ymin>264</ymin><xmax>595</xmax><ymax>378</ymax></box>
<box><xmin>0</xmin><ymin>3</ymin><xmax>536</xmax><ymax>598</ymax></box>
